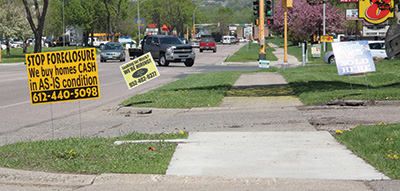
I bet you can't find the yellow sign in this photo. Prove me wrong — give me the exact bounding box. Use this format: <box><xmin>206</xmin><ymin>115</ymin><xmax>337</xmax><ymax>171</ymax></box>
<box><xmin>359</xmin><ymin>0</ymin><xmax>394</xmax><ymax>24</ymax></box>
<box><xmin>120</xmin><ymin>53</ymin><xmax>160</xmax><ymax>89</ymax></box>
<box><xmin>320</xmin><ymin>35</ymin><xmax>334</xmax><ymax>42</ymax></box>
<box><xmin>282</xmin><ymin>0</ymin><xmax>293</xmax><ymax>8</ymax></box>
<box><xmin>26</xmin><ymin>48</ymin><xmax>100</xmax><ymax>105</ymax></box>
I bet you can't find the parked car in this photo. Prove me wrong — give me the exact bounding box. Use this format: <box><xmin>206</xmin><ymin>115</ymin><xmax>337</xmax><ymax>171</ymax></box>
<box><xmin>189</xmin><ymin>40</ymin><xmax>200</xmax><ymax>48</ymax></box>
<box><xmin>368</xmin><ymin>41</ymin><xmax>387</xmax><ymax>58</ymax></box>
<box><xmin>324</xmin><ymin>41</ymin><xmax>388</xmax><ymax>64</ymax></box>
<box><xmin>10</xmin><ymin>41</ymin><xmax>23</xmax><ymax>48</ymax></box>
<box><xmin>233</xmin><ymin>37</ymin><xmax>239</xmax><ymax>44</ymax></box>
<box><xmin>44</xmin><ymin>39</ymin><xmax>57</xmax><ymax>47</ymax></box>
<box><xmin>199</xmin><ymin>37</ymin><xmax>216</xmax><ymax>53</ymax></box>
<box><xmin>1</xmin><ymin>41</ymin><xmax>6</xmax><ymax>50</ymax></box>
<box><xmin>100</xmin><ymin>42</ymin><xmax>126</xmax><ymax>62</ymax></box>
<box><xmin>237</xmin><ymin>37</ymin><xmax>246</xmax><ymax>43</ymax></box>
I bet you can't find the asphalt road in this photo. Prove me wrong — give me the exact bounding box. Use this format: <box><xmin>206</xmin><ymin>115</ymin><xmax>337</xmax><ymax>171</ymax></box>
<box><xmin>0</xmin><ymin>43</ymin><xmax>257</xmax><ymax>144</ymax></box>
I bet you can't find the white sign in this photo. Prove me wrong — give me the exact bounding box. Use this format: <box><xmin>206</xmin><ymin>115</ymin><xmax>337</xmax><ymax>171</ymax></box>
<box><xmin>346</xmin><ymin>9</ymin><xmax>362</xmax><ymax>20</ymax></box>
<box><xmin>229</xmin><ymin>26</ymin><xmax>237</xmax><ymax>31</ymax></box>
<box><xmin>332</xmin><ymin>41</ymin><xmax>375</xmax><ymax>75</ymax></box>
<box><xmin>244</xmin><ymin>27</ymin><xmax>253</xmax><ymax>36</ymax></box>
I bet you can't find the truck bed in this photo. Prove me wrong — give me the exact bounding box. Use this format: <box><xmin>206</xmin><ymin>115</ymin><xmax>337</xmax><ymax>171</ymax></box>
<box><xmin>128</xmin><ymin>48</ymin><xmax>143</xmax><ymax>59</ymax></box>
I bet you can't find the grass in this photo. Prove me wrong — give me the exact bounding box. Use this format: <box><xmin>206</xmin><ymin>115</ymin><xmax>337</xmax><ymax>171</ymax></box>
<box><xmin>225</xmin><ymin>42</ymin><xmax>278</xmax><ymax>62</ymax></box>
<box><xmin>335</xmin><ymin>123</ymin><xmax>400</xmax><ymax>179</ymax></box>
<box><xmin>278</xmin><ymin>59</ymin><xmax>400</xmax><ymax>105</ymax></box>
<box><xmin>122</xmin><ymin>71</ymin><xmax>242</xmax><ymax>108</ymax></box>
<box><xmin>266</xmin><ymin>37</ymin><xmax>333</xmax><ymax>65</ymax></box>
<box><xmin>0</xmin><ymin>131</ymin><xmax>188</xmax><ymax>174</ymax></box>
<box><xmin>0</xmin><ymin>46</ymin><xmax>97</xmax><ymax>63</ymax></box>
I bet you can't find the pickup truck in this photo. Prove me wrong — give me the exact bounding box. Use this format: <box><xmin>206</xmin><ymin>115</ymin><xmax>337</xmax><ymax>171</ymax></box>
<box><xmin>88</xmin><ymin>37</ymin><xmax>109</xmax><ymax>47</ymax></box>
<box><xmin>129</xmin><ymin>35</ymin><xmax>196</xmax><ymax>67</ymax></box>
<box><xmin>339</xmin><ymin>35</ymin><xmax>385</xmax><ymax>42</ymax></box>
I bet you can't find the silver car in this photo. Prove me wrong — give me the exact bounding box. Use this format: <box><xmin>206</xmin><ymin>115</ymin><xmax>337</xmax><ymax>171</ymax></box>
<box><xmin>100</xmin><ymin>42</ymin><xmax>126</xmax><ymax>62</ymax></box>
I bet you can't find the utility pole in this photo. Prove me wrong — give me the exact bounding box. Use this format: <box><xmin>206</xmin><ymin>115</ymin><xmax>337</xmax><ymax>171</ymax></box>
<box><xmin>281</xmin><ymin>0</ymin><xmax>292</xmax><ymax>69</ymax></box>
<box><xmin>258</xmin><ymin>0</ymin><xmax>266</xmax><ymax>61</ymax></box>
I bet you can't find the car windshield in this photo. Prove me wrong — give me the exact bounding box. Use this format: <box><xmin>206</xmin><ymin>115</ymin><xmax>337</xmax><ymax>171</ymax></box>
<box><xmin>160</xmin><ymin>37</ymin><xmax>182</xmax><ymax>44</ymax></box>
<box><xmin>104</xmin><ymin>43</ymin><xmax>122</xmax><ymax>50</ymax></box>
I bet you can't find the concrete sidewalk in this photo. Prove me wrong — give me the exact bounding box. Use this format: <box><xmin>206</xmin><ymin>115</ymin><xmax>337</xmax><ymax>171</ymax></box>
<box><xmin>1</xmin><ymin>45</ymin><xmax>399</xmax><ymax>190</ymax></box>
<box><xmin>166</xmin><ymin>73</ymin><xmax>387</xmax><ymax>181</ymax></box>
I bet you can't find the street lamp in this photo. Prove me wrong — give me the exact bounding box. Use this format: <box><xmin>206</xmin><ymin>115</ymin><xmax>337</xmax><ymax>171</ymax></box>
<box><xmin>193</xmin><ymin>5</ymin><xmax>204</xmax><ymax>40</ymax></box>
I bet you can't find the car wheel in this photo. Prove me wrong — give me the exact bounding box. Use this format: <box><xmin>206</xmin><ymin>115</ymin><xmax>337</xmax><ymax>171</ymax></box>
<box><xmin>158</xmin><ymin>54</ymin><xmax>169</xmax><ymax>66</ymax></box>
<box><xmin>184</xmin><ymin>60</ymin><xmax>194</xmax><ymax>67</ymax></box>
<box><xmin>328</xmin><ymin>56</ymin><xmax>335</xmax><ymax>64</ymax></box>
<box><xmin>213</xmin><ymin>49</ymin><xmax>216</xmax><ymax>53</ymax></box>
<box><xmin>200</xmin><ymin>49</ymin><xmax>203</xmax><ymax>52</ymax></box>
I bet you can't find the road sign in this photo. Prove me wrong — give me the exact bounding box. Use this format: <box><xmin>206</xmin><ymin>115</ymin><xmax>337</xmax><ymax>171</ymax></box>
<box><xmin>120</xmin><ymin>53</ymin><xmax>160</xmax><ymax>89</ymax></box>
<box><xmin>346</xmin><ymin>9</ymin><xmax>362</xmax><ymax>20</ymax></box>
<box><xmin>320</xmin><ymin>35</ymin><xmax>334</xmax><ymax>42</ymax></box>
<box><xmin>26</xmin><ymin>48</ymin><xmax>100</xmax><ymax>105</ymax></box>
<box><xmin>135</xmin><ymin>18</ymin><xmax>146</xmax><ymax>29</ymax></box>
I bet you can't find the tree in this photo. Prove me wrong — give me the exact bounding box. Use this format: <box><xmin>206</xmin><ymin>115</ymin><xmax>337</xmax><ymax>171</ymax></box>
<box><xmin>66</xmin><ymin>0</ymin><xmax>107</xmax><ymax>46</ymax></box>
<box><xmin>140</xmin><ymin>0</ymin><xmax>193</xmax><ymax>37</ymax></box>
<box><xmin>0</xmin><ymin>2</ymin><xmax>32</xmax><ymax>55</ymax></box>
<box><xmin>43</xmin><ymin>0</ymin><xmax>63</xmax><ymax>40</ymax></box>
<box><xmin>270</xmin><ymin>0</ymin><xmax>345</xmax><ymax>44</ymax></box>
<box><xmin>103</xmin><ymin>0</ymin><xmax>128</xmax><ymax>42</ymax></box>
<box><xmin>22</xmin><ymin>0</ymin><xmax>49</xmax><ymax>53</ymax></box>
<box><xmin>216</xmin><ymin>7</ymin><xmax>235</xmax><ymax>36</ymax></box>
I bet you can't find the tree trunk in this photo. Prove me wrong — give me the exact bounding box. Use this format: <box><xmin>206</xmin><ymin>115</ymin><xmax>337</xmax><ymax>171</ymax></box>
<box><xmin>22</xmin><ymin>0</ymin><xmax>49</xmax><ymax>53</ymax></box>
<box><xmin>6</xmin><ymin>40</ymin><xmax>10</xmax><ymax>56</ymax></box>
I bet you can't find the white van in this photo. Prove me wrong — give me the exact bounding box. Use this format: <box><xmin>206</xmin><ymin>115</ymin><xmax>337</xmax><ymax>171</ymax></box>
<box><xmin>222</xmin><ymin>36</ymin><xmax>234</xmax><ymax>45</ymax></box>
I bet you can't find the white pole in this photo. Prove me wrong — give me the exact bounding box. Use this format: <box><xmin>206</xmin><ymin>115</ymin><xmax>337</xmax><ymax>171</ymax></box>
<box><xmin>302</xmin><ymin>42</ymin><xmax>305</xmax><ymax>66</ymax></box>
<box><xmin>137</xmin><ymin>0</ymin><xmax>140</xmax><ymax>47</ymax></box>
<box><xmin>323</xmin><ymin>2</ymin><xmax>326</xmax><ymax>52</ymax></box>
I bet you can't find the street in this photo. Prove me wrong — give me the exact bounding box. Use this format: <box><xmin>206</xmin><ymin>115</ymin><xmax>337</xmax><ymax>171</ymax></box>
<box><xmin>0</xmin><ymin>43</ymin><xmax>255</xmax><ymax>145</ymax></box>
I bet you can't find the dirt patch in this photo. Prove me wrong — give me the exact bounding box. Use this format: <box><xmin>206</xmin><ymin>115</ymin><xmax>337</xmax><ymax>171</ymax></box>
<box><xmin>298</xmin><ymin>103</ymin><xmax>400</xmax><ymax>132</ymax></box>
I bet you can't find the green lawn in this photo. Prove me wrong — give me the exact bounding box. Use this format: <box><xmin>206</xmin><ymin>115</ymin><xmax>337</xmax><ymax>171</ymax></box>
<box><xmin>266</xmin><ymin>37</ymin><xmax>333</xmax><ymax>65</ymax></box>
<box><xmin>225</xmin><ymin>42</ymin><xmax>278</xmax><ymax>62</ymax></box>
<box><xmin>122</xmin><ymin>71</ymin><xmax>243</xmax><ymax>108</ymax></box>
<box><xmin>335</xmin><ymin>123</ymin><xmax>400</xmax><ymax>179</ymax></box>
<box><xmin>279</xmin><ymin>59</ymin><xmax>400</xmax><ymax>105</ymax></box>
<box><xmin>0</xmin><ymin>131</ymin><xmax>188</xmax><ymax>174</ymax></box>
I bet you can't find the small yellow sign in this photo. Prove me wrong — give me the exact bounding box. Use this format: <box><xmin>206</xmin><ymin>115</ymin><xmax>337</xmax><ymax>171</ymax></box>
<box><xmin>120</xmin><ymin>53</ymin><xmax>160</xmax><ymax>89</ymax></box>
<box><xmin>320</xmin><ymin>35</ymin><xmax>334</xmax><ymax>42</ymax></box>
<box><xmin>26</xmin><ymin>48</ymin><xmax>100</xmax><ymax>105</ymax></box>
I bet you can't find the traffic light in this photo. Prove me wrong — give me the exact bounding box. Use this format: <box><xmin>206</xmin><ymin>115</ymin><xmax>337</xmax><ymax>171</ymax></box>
<box><xmin>265</xmin><ymin>0</ymin><xmax>274</xmax><ymax>17</ymax></box>
<box><xmin>267</xmin><ymin>19</ymin><xmax>274</xmax><ymax>25</ymax></box>
<box><xmin>254</xmin><ymin>19</ymin><xmax>259</xmax><ymax>26</ymax></box>
<box><xmin>253</xmin><ymin>0</ymin><xmax>259</xmax><ymax>16</ymax></box>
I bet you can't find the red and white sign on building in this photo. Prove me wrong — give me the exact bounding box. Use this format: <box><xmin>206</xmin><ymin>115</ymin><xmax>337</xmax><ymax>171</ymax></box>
<box><xmin>339</xmin><ymin>0</ymin><xmax>358</xmax><ymax>3</ymax></box>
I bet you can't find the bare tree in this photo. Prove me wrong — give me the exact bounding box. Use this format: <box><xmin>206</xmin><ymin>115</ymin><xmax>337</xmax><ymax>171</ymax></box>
<box><xmin>21</xmin><ymin>0</ymin><xmax>49</xmax><ymax>53</ymax></box>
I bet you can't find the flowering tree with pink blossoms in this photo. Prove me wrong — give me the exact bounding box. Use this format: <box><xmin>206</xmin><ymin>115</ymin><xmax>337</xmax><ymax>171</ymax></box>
<box><xmin>270</xmin><ymin>0</ymin><xmax>345</xmax><ymax>44</ymax></box>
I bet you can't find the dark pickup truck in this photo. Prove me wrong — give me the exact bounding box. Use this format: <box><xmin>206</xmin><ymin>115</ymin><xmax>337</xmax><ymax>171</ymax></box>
<box><xmin>340</xmin><ymin>35</ymin><xmax>385</xmax><ymax>41</ymax></box>
<box><xmin>129</xmin><ymin>35</ymin><xmax>196</xmax><ymax>67</ymax></box>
